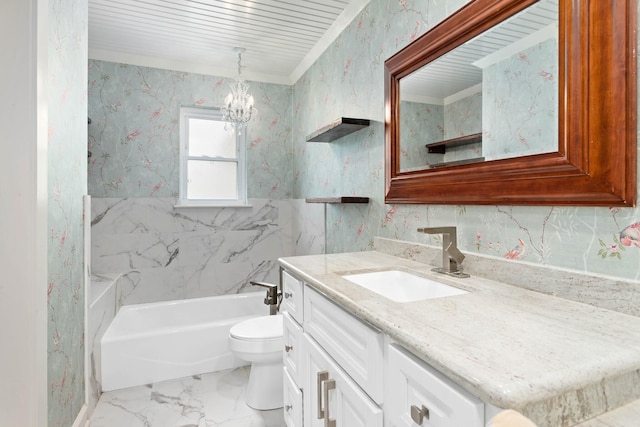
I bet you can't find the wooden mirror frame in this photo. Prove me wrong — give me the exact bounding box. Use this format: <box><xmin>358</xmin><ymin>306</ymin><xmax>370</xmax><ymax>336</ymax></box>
<box><xmin>384</xmin><ymin>0</ymin><xmax>637</xmax><ymax>206</ymax></box>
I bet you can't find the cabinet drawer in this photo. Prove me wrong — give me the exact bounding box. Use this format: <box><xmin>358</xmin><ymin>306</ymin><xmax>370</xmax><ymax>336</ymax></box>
<box><xmin>282</xmin><ymin>270</ymin><xmax>304</xmax><ymax>323</ymax></box>
<box><xmin>283</xmin><ymin>312</ymin><xmax>303</xmax><ymax>386</ymax></box>
<box><xmin>304</xmin><ymin>286</ymin><xmax>384</xmax><ymax>404</ymax></box>
<box><xmin>283</xmin><ymin>367</ymin><xmax>303</xmax><ymax>427</ymax></box>
<box><xmin>386</xmin><ymin>344</ymin><xmax>484</xmax><ymax>427</ymax></box>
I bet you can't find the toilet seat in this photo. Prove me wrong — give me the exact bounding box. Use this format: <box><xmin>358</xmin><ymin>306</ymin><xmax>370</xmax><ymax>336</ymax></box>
<box><xmin>230</xmin><ymin>315</ymin><xmax>282</xmax><ymax>341</ymax></box>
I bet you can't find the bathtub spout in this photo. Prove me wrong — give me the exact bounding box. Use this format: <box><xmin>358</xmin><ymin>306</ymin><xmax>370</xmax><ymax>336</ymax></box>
<box><xmin>250</xmin><ymin>281</ymin><xmax>282</xmax><ymax>315</ymax></box>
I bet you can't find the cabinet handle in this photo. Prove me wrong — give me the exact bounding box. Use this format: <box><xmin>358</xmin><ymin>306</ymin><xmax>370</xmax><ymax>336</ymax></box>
<box><xmin>284</xmin><ymin>292</ymin><xmax>293</xmax><ymax>298</ymax></box>
<box><xmin>323</xmin><ymin>378</ymin><xmax>336</xmax><ymax>427</ymax></box>
<box><xmin>285</xmin><ymin>345</ymin><xmax>293</xmax><ymax>352</ymax></box>
<box><xmin>285</xmin><ymin>404</ymin><xmax>292</xmax><ymax>412</ymax></box>
<box><xmin>317</xmin><ymin>371</ymin><xmax>329</xmax><ymax>419</ymax></box>
<box><xmin>411</xmin><ymin>404</ymin><xmax>430</xmax><ymax>425</ymax></box>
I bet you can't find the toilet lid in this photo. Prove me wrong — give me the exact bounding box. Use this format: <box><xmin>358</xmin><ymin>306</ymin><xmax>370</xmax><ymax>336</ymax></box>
<box><xmin>230</xmin><ymin>314</ymin><xmax>282</xmax><ymax>341</ymax></box>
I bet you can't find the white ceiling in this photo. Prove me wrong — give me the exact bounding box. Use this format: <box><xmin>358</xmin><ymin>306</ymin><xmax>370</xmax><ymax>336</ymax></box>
<box><xmin>88</xmin><ymin>0</ymin><xmax>370</xmax><ymax>85</ymax></box>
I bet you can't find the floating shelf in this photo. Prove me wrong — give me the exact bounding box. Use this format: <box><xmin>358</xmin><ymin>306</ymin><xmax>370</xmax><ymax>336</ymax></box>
<box><xmin>305</xmin><ymin>197</ymin><xmax>370</xmax><ymax>204</ymax></box>
<box><xmin>306</xmin><ymin>118</ymin><xmax>370</xmax><ymax>142</ymax></box>
<box><xmin>430</xmin><ymin>157</ymin><xmax>485</xmax><ymax>168</ymax></box>
<box><xmin>426</xmin><ymin>132</ymin><xmax>482</xmax><ymax>154</ymax></box>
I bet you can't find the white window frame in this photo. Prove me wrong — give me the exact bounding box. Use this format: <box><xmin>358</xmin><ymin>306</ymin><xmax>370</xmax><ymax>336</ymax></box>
<box><xmin>178</xmin><ymin>106</ymin><xmax>248</xmax><ymax>207</ymax></box>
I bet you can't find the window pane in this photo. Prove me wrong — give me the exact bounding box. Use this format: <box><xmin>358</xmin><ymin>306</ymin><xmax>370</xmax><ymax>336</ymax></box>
<box><xmin>188</xmin><ymin>118</ymin><xmax>236</xmax><ymax>158</ymax></box>
<box><xmin>187</xmin><ymin>160</ymin><xmax>237</xmax><ymax>200</ymax></box>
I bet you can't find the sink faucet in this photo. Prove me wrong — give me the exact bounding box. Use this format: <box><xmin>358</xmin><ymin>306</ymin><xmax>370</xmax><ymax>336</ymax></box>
<box><xmin>417</xmin><ymin>226</ymin><xmax>470</xmax><ymax>278</ymax></box>
<box><xmin>250</xmin><ymin>281</ymin><xmax>282</xmax><ymax>315</ymax></box>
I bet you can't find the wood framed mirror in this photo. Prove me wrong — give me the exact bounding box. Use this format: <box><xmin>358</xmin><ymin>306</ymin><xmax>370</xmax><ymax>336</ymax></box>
<box><xmin>384</xmin><ymin>0</ymin><xmax>637</xmax><ymax>206</ymax></box>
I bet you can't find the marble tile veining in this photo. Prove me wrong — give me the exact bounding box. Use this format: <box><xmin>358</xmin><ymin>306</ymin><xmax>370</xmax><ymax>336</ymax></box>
<box><xmin>91</xmin><ymin>197</ymin><xmax>324</xmax><ymax>306</ymax></box>
<box><xmin>89</xmin><ymin>367</ymin><xmax>284</xmax><ymax>427</ymax></box>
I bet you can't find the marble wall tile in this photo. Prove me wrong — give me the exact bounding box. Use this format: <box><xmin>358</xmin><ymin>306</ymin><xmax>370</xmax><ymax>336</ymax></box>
<box><xmin>92</xmin><ymin>197</ymin><xmax>324</xmax><ymax>305</ymax></box>
<box><xmin>289</xmin><ymin>199</ymin><xmax>325</xmax><ymax>255</ymax></box>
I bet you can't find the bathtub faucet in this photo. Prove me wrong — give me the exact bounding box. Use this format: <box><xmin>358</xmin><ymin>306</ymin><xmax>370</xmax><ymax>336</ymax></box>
<box><xmin>250</xmin><ymin>281</ymin><xmax>282</xmax><ymax>315</ymax></box>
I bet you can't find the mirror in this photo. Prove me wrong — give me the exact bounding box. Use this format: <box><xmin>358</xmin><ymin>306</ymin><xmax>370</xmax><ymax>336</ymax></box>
<box><xmin>385</xmin><ymin>0</ymin><xmax>636</xmax><ymax>206</ymax></box>
<box><xmin>399</xmin><ymin>0</ymin><xmax>558</xmax><ymax>172</ymax></box>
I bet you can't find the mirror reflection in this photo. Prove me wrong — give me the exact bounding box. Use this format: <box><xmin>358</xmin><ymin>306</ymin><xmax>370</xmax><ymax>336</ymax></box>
<box><xmin>399</xmin><ymin>0</ymin><xmax>558</xmax><ymax>172</ymax></box>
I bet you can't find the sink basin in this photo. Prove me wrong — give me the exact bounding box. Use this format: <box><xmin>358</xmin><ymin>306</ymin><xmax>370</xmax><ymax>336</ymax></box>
<box><xmin>341</xmin><ymin>270</ymin><xmax>468</xmax><ymax>302</ymax></box>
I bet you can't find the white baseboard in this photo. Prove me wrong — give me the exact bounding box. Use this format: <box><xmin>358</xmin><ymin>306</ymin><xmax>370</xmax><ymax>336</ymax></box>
<box><xmin>71</xmin><ymin>404</ymin><xmax>88</xmax><ymax>427</ymax></box>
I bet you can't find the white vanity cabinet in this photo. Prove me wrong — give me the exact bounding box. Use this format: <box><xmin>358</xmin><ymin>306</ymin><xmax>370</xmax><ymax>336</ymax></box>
<box><xmin>280</xmin><ymin>267</ymin><xmax>487</xmax><ymax>427</ymax></box>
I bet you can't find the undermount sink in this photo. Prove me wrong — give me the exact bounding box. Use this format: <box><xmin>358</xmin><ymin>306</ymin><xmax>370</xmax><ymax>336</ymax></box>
<box><xmin>341</xmin><ymin>270</ymin><xmax>468</xmax><ymax>303</ymax></box>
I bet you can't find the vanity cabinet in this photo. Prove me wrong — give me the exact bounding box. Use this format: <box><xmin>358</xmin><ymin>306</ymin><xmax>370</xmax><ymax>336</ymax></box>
<box><xmin>280</xmin><ymin>267</ymin><xmax>487</xmax><ymax>427</ymax></box>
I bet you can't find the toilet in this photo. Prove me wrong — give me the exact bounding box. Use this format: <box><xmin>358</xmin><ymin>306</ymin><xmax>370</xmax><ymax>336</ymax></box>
<box><xmin>228</xmin><ymin>314</ymin><xmax>283</xmax><ymax>410</ymax></box>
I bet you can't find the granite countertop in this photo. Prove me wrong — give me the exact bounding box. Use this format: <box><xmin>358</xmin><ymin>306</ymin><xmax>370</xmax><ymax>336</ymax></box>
<box><xmin>278</xmin><ymin>251</ymin><xmax>640</xmax><ymax>427</ymax></box>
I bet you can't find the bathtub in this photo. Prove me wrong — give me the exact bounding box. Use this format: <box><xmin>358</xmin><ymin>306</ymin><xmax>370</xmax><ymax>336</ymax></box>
<box><xmin>101</xmin><ymin>291</ymin><xmax>268</xmax><ymax>391</ymax></box>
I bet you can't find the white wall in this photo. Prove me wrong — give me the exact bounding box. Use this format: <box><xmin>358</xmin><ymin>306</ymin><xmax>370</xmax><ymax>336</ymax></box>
<box><xmin>0</xmin><ymin>0</ymin><xmax>48</xmax><ymax>425</ymax></box>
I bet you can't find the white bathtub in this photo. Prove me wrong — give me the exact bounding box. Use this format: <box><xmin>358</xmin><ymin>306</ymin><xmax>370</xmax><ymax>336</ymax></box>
<box><xmin>101</xmin><ymin>291</ymin><xmax>268</xmax><ymax>391</ymax></box>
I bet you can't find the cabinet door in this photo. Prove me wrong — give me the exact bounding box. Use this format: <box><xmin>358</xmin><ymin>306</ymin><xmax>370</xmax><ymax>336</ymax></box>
<box><xmin>283</xmin><ymin>367</ymin><xmax>303</xmax><ymax>427</ymax></box>
<box><xmin>386</xmin><ymin>344</ymin><xmax>484</xmax><ymax>427</ymax></box>
<box><xmin>283</xmin><ymin>312</ymin><xmax>303</xmax><ymax>386</ymax></box>
<box><xmin>304</xmin><ymin>286</ymin><xmax>384</xmax><ymax>403</ymax></box>
<box><xmin>303</xmin><ymin>334</ymin><xmax>383</xmax><ymax>427</ymax></box>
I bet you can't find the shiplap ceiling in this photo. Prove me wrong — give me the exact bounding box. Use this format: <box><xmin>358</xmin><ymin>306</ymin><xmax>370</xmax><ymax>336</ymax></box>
<box><xmin>401</xmin><ymin>0</ymin><xmax>559</xmax><ymax>104</ymax></box>
<box><xmin>88</xmin><ymin>0</ymin><xmax>370</xmax><ymax>84</ymax></box>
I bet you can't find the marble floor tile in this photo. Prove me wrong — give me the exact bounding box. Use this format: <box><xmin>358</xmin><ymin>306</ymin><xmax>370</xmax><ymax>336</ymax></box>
<box><xmin>89</xmin><ymin>367</ymin><xmax>285</xmax><ymax>427</ymax></box>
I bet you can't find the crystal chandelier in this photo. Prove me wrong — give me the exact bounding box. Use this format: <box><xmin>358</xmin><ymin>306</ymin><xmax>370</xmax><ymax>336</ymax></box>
<box><xmin>221</xmin><ymin>48</ymin><xmax>256</xmax><ymax>134</ymax></box>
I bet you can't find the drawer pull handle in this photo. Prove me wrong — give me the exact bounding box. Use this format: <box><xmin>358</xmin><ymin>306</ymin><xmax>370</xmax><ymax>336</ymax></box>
<box><xmin>284</xmin><ymin>292</ymin><xmax>293</xmax><ymax>298</ymax></box>
<box><xmin>323</xmin><ymin>378</ymin><xmax>336</xmax><ymax>427</ymax></box>
<box><xmin>317</xmin><ymin>371</ymin><xmax>329</xmax><ymax>419</ymax></box>
<box><xmin>285</xmin><ymin>345</ymin><xmax>293</xmax><ymax>352</ymax></box>
<box><xmin>411</xmin><ymin>404</ymin><xmax>430</xmax><ymax>425</ymax></box>
<box><xmin>285</xmin><ymin>404</ymin><xmax>292</xmax><ymax>412</ymax></box>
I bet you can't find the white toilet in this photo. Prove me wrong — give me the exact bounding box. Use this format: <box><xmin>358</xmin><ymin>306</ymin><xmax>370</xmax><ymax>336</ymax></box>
<box><xmin>229</xmin><ymin>314</ymin><xmax>283</xmax><ymax>410</ymax></box>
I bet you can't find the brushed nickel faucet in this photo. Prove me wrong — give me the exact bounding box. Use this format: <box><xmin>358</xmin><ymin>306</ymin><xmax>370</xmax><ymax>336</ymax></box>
<box><xmin>250</xmin><ymin>281</ymin><xmax>282</xmax><ymax>315</ymax></box>
<box><xmin>417</xmin><ymin>226</ymin><xmax>470</xmax><ymax>278</ymax></box>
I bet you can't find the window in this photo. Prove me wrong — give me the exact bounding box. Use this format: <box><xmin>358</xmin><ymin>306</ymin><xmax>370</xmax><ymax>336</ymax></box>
<box><xmin>179</xmin><ymin>106</ymin><xmax>247</xmax><ymax>206</ymax></box>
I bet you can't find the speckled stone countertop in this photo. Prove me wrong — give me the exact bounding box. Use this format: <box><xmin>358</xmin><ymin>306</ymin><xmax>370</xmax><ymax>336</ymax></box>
<box><xmin>278</xmin><ymin>251</ymin><xmax>640</xmax><ymax>427</ymax></box>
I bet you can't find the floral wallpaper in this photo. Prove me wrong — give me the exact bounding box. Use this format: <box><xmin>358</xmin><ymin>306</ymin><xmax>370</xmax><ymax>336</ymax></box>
<box><xmin>399</xmin><ymin>100</ymin><xmax>443</xmax><ymax>170</ymax></box>
<box><xmin>483</xmin><ymin>37</ymin><xmax>558</xmax><ymax>160</ymax></box>
<box><xmin>292</xmin><ymin>0</ymin><xmax>640</xmax><ymax>283</ymax></box>
<box><xmin>48</xmin><ymin>0</ymin><xmax>87</xmax><ymax>425</ymax></box>
<box><xmin>444</xmin><ymin>91</ymin><xmax>482</xmax><ymax>140</ymax></box>
<box><xmin>88</xmin><ymin>60</ymin><xmax>293</xmax><ymax>199</ymax></box>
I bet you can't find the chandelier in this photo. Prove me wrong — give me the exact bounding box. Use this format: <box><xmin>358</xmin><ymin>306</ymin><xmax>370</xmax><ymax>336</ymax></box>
<box><xmin>221</xmin><ymin>47</ymin><xmax>256</xmax><ymax>134</ymax></box>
